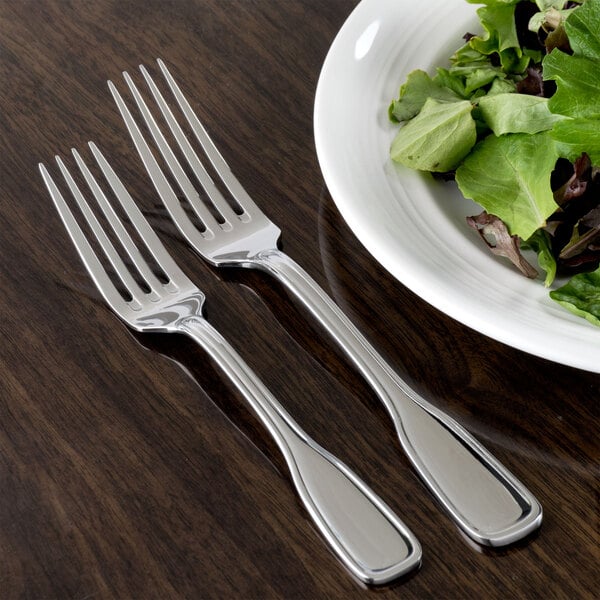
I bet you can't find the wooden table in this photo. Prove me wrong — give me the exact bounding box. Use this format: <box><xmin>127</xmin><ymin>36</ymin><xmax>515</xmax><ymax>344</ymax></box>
<box><xmin>1</xmin><ymin>0</ymin><xmax>598</xmax><ymax>597</ymax></box>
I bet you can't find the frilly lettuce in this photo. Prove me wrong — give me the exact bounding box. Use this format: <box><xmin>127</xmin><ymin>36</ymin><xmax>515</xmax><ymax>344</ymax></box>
<box><xmin>388</xmin><ymin>0</ymin><xmax>600</xmax><ymax>326</ymax></box>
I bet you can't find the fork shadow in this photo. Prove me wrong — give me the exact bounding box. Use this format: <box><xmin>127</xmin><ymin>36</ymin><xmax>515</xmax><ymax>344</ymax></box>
<box><xmin>131</xmin><ymin>326</ymin><xmax>288</xmax><ymax>472</ymax></box>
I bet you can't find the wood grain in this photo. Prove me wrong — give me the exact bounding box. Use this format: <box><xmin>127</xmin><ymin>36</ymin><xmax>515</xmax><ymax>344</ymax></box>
<box><xmin>0</xmin><ymin>0</ymin><xmax>598</xmax><ymax>597</ymax></box>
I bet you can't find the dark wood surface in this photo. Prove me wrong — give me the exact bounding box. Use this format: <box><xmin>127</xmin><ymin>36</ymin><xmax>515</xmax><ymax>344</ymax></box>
<box><xmin>1</xmin><ymin>0</ymin><xmax>598</xmax><ymax>597</ymax></box>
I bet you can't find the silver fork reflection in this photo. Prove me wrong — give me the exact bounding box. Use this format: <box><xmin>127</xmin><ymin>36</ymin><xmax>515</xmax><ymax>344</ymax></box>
<box><xmin>109</xmin><ymin>59</ymin><xmax>542</xmax><ymax>547</ymax></box>
<box><xmin>39</xmin><ymin>143</ymin><xmax>421</xmax><ymax>586</ymax></box>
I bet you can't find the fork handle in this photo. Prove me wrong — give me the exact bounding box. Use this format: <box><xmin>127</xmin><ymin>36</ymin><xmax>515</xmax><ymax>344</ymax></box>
<box><xmin>254</xmin><ymin>249</ymin><xmax>542</xmax><ymax>547</ymax></box>
<box><xmin>177</xmin><ymin>316</ymin><xmax>421</xmax><ymax>585</ymax></box>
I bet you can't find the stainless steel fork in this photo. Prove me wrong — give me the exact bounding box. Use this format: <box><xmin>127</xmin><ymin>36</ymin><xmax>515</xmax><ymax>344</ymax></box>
<box><xmin>109</xmin><ymin>59</ymin><xmax>543</xmax><ymax>548</ymax></box>
<box><xmin>39</xmin><ymin>143</ymin><xmax>423</xmax><ymax>585</ymax></box>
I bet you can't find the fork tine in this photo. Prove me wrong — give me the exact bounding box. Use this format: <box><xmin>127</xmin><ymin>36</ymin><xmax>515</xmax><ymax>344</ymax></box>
<box><xmin>137</xmin><ymin>64</ymin><xmax>240</xmax><ymax>226</ymax></box>
<box><xmin>156</xmin><ymin>58</ymin><xmax>258</xmax><ymax>220</ymax></box>
<box><xmin>72</xmin><ymin>147</ymin><xmax>165</xmax><ymax>298</ymax></box>
<box><xmin>55</xmin><ymin>151</ymin><xmax>150</xmax><ymax>306</ymax></box>
<box><xmin>111</xmin><ymin>73</ymin><xmax>232</xmax><ymax>237</ymax></box>
<box><xmin>88</xmin><ymin>141</ymin><xmax>188</xmax><ymax>289</ymax></box>
<box><xmin>108</xmin><ymin>79</ymin><xmax>215</xmax><ymax>246</ymax></box>
<box><xmin>39</xmin><ymin>161</ymin><xmax>138</xmax><ymax>315</ymax></box>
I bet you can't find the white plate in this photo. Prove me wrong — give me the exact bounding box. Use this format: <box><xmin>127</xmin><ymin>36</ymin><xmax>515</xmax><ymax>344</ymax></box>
<box><xmin>314</xmin><ymin>0</ymin><xmax>600</xmax><ymax>373</ymax></box>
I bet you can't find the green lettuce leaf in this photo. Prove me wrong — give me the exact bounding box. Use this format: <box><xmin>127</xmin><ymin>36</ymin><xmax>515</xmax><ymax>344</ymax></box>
<box><xmin>390</xmin><ymin>98</ymin><xmax>477</xmax><ymax>172</ymax></box>
<box><xmin>389</xmin><ymin>70</ymin><xmax>462</xmax><ymax>122</ymax></box>
<box><xmin>434</xmin><ymin>67</ymin><xmax>469</xmax><ymax>98</ymax></box>
<box><xmin>487</xmin><ymin>77</ymin><xmax>517</xmax><ymax>95</ymax></box>
<box><xmin>464</xmin><ymin>67</ymin><xmax>504</xmax><ymax>94</ymax></box>
<box><xmin>550</xmin><ymin>117</ymin><xmax>600</xmax><ymax>165</ymax></box>
<box><xmin>498</xmin><ymin>47</ymin><xmax>531</xmax><ymax>73</ymax></box>
<box><xmin>448</xmin><ymin>43</ymin><xmax>508</xmax><ymax>95</ymax></box>
<box><xmin>455</xmin><ymin>131</ymin><xmax>559</xmax><ymax>239</ymax></box>
<box><xmin>543</xmin><ymin>50</ymin><xmax>600</xmax><ymax>118</ymax></box>
<box><xmin>451</xmin><ymin>43</ymin><xmax>490</xmax><ymax>67</ymax></box>
<box><xmin>565</xmin><ymin>0</ymin><xmax>600</xmax><ymax>60</ymax></box>
<box><xmin>522</xmin><ymin>229</ymin><xmax>557</xmax><ymax>286</ymax></box>
<box><xmin>543</xmin><ymin>0</ymin><xmax>600</xmax><ymax>119</ymax></box>
<box><xmin>464</xmin><ymin>1</ymin><xmax>531</xmax><ymax>74</ymax></box>
<box><xmin>550</xmin><ymin>267</ymin><xmax>600</xmax><ymax>326</ymax></box>
<box><xmin>543</xmin><ymin>1</ymin><xmax>600</xmax><ymax>169</ymax></box>
<box><xmin>470</xmin><ymin>3</ymin><xmax>520</xmax><ymax>55</ymax></box>
<box><xmin>478</xmin><ymin>93</ymin><xmax>564</xmax><ymax>135</ymax></box>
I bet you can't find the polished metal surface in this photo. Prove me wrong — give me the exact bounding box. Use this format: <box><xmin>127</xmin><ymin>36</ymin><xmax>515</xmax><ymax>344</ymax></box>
<box><xmin>111</xmin><ymin>59</ymin><xmax>543</xmax><ymax>547</ymax></box>
<box><xmin>39</xmin><ymin>143</ymin><xmax>422</xmax><ymax>585</ymax></box>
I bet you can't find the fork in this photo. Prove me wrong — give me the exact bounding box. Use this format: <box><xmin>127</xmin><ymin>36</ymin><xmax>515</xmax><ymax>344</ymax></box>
<box><xmin>39</xmin><ymin>143</ymin><xmax>422</xmax><ymax>585</ymax></box>
<box><xmin>108</xmin><ymin>59</ymin><xmax>543</xmax><ymax>548</ymax></box>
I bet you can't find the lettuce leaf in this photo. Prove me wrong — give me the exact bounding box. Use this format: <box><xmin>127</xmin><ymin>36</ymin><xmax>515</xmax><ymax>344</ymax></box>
<box><xmin>389</xmin><ymin>70</ymin><xmax>462</xmax><ymax>122</ymax></box>
<box><xmin>466</xmin><ymin>1</ymin><xmax>531</xmax><ymax>73</ymax></box>
<box><xmin>455</xmin><ymin>131</ymin><xmax>559</xmax><ymax>239</ymax></box>
<box><xmin>390</xmin><ymin>98</ymin><xmax>477</xmax><ymax>172</ymax></box>
<box><xmin>468</xmin><ymin>2</ymin><xmax>520</xmax><ymax>55</ymax></box>
<box><xmin>550</xmin><ymin>117</ymin><xmax>600</xmax><ymax>165</ymax></box>
<box><xmin>522</xmin><ymin>229</ymin><xmax>557</xmax><ymax>286</ymax></box>
<box><xmin>543</xmin><ymin>0</ymin><xmax>600</xmax><ymax>120</ymax></box>
<box><xmin>565</xmin><ymin>0</ymin><xmax>600</xmax><ymax>60</ymax></box>
<box><xmin>477</xmin><ymin>93</ymin><xmax>564</xmax><ymax>134</ymax></box>
<box><xmin>550</xmin><ymin>267</ymin><xmax>600</xmax><ymax>326</ymax></box>
<box><xmin>543</xmin><ymin>50</ymin><xmax>600</xmax><ymax>118</ymax></box>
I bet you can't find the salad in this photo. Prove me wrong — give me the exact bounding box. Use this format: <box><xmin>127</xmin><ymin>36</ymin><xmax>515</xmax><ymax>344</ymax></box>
<box><xmin>388</xmin><ymin>0</ymin><xmax>600</xmax><ymax>326</ymax></box>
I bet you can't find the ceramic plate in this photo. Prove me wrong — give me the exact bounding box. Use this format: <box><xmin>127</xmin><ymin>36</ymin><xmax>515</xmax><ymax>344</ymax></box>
<box><xmin>314</xmin><ymin>0</ymin><xmax>599</xmax><ymax>373</ymax></box>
